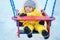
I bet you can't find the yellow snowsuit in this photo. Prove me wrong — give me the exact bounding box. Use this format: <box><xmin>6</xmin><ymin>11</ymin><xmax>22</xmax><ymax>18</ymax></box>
<box><xmin>18</xmin><ymin>8</ymin><xmax>48</xmax><ymax>34</ymax></box>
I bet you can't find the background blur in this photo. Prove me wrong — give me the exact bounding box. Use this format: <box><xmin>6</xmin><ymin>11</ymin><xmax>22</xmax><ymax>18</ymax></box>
<box><xmin>0</xmin><ymin>0</ymin><xmax>60</xmax><ymax>40</ymax></box>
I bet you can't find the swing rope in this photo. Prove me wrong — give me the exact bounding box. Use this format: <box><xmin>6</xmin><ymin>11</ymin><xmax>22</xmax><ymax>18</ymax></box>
<box><xmin>51</xmin><ymin>0</ymin><xmax>56</xmax><ymax>17</ymax></box>
<box><xmin>10</xmin><ymin>0</ymin><xmax>17</xmax><ymax>18</ymax></box>
<box><xmin>10</xmin><ymin>0</ymin><xmax>18</xmax><ymax>27</ymax></box>
<box><xmin>50</xmin><ymin>0</ymin><xmax>56</xmax><ymax>26</ymax></box>
<box><xmin>44</xmin><ymin>0</ymin><xmax>56</xmax><ymax>17</ymax></box>
<box><xmin>44</xmin><ymin>0</ymin><xmax>48</xmax><ymax>10</ymax></box>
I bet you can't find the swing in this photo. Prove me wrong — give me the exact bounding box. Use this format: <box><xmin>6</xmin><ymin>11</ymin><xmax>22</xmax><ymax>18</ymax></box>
<box><xmin>10</xmin><ymin>0</ymin><xmax>56</xmax><ymax>38</ymax></box>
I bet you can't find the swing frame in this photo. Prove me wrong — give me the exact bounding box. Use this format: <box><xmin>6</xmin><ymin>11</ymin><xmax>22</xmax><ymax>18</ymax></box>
<box><xmin>12</xmin><ymin>10</ymin><xmax>55</xmax><ymax>37</ymax></box>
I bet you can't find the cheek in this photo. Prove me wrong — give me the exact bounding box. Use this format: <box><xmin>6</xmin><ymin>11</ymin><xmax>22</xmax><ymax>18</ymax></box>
<box><xmin>29</xmin><ymin>8</ymin><xmax>33</xmax><ymax>11</ymax></box>
<box><xmin>25</xmin><ymin>8</ymin><xmax>28</xmax><ymax>11</ymax></box>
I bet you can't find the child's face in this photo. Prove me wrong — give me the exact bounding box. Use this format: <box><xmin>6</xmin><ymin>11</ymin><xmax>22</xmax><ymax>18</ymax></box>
<box><xmin>24</xmin><ymin>6</ymin><xmax>33</xmax><ymax>13</ymax></box>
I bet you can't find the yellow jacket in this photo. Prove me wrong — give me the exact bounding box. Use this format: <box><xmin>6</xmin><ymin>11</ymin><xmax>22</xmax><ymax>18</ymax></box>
<box><xmin>18</xmin><ymin>8</ymin><xmax>43</xmax><ymax>25</ymax></box>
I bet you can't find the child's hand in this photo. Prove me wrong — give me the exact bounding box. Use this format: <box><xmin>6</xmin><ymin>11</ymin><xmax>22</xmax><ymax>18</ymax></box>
<box><xmin>18</xmin><ymin>13</ymin><xmax>27</xmax><ymax>16</ymax></box>
<box><xmin>20</xmin><ymin>13</ymin><xmax>27</xmax><ymax>16</ymax></box>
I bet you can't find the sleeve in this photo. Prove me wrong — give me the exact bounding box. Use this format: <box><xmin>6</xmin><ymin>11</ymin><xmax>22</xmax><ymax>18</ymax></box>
<box><xmin>34</xmin><ymin>9</ymin><xmax>43</xmax><ymax>16</ymax></box>
<box><xmin>18</xmin><ymin>8</ymin><xmax>27</xmax><ymax>16</ymax></box>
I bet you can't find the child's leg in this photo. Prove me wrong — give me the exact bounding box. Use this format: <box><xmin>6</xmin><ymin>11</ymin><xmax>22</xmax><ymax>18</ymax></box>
<box><xmin>23</xmin><ymin>23</ymin><xmax>34</xmax><ymax>38</ymax></box>
<box><xmin>35</xmin><ymin>24</ymin><xmax>49</xmax><ymax>39</ymax></box>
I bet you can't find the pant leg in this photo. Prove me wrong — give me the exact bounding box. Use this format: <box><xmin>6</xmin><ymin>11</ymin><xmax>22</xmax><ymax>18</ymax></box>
<box><xmin>35</xmin><ymin>24</ymin><xmax>49</xmax><ymax>39</ymax></box>
<box><xmin>35</xmin><ymin>24</ymin><xmax>48</xmax><ymax>34</ymax></box>
<box><xmin>23</xmin><ymin>23</ymin><xmax>34</xmax><ymax>38</ymax></box>
<box><xmin>23</xmin><ymin>23</ymin><xmax>34</xmax><ymax>33</ymax></box>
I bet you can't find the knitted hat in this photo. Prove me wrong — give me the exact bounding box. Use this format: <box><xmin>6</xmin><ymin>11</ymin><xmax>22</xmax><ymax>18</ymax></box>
<box><xmin>24</xmin><ymin>0</ymin><xmax>36</xmax><ymax>9</ymax></box>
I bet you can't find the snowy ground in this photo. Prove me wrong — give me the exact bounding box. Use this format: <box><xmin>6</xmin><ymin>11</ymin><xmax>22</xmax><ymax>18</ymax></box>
<box><xmin>0</xmin><ymin>0</ymin><xmax>60</xmax><ymax>40</ymax></box>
